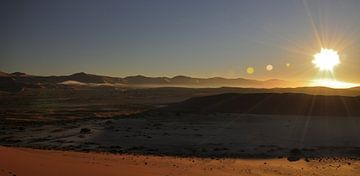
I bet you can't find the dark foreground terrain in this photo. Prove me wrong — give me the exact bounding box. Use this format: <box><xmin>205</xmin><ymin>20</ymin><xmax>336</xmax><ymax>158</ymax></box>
<box><xmin>1</xmin><ymin>88</ymin><xmax>360</xmax><ymax>162</ymax></box>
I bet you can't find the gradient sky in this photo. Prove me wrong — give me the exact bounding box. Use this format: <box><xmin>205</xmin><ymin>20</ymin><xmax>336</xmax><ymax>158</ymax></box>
<box><xmin>1</xmin><ymin>0</ymin><xmax>360</xmax><ymax>82</ymax></box>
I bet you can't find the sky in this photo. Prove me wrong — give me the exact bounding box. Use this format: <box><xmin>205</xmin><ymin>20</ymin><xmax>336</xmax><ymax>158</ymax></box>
<box><xmin>1</xmin><ymin>0</ymin><xmax>360</xmax><ymax>82</ymax></box>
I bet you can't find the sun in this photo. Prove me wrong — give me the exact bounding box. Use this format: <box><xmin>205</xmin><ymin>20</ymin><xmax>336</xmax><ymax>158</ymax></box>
<box><xmin>312</xmin><ymin>48</ymin><xmax>340</xmax><ymax>72</ymax></box>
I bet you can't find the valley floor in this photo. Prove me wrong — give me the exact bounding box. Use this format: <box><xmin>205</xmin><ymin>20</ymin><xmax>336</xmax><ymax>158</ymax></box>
<box><xmin>1</xmin><ymin>113</ymin><xmax>360</xmax><ymax>159</ymax></box>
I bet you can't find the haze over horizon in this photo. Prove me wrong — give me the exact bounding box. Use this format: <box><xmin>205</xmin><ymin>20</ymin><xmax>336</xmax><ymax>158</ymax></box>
<box><xmin>2</xmin><ymin>0</ymin><xmax>360</xmax><ymax>83</ymax></box>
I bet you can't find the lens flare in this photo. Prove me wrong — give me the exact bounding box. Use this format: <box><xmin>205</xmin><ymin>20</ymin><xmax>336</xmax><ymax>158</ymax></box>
<box><xmin>312</xmin><ymin>48</ymin><xmax>340</xmax><ymax>72</ymax></box>
<box><xmin>246</xmin><ymin>67</ymin><xmax>254</xmax><ymax>74</ymax></box>
<box><xmin>266</xmin><ymin>64</ymin><xmax>273</xmax><ymax>71</ymax></box>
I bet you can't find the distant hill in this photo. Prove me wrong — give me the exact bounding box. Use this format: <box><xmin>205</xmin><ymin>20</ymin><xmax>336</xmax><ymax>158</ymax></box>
<box><xmin>124</xmin><ymin>75</ymin><xmax>170</xmax><ymax>85</ymax></box>
<box><xmin>10</xmin><ymin>72</ymin><xmax>29</xmax><ymax>77</ymax></box>
<box><xmin>12</xmin><ymin>72</ymin><xmax>125</xmax><ymax>84</ymax></box>
<box><xmin>164</xmin><ymin>93</ymin><xmax>360</xmax><ymax>117</ymax></box>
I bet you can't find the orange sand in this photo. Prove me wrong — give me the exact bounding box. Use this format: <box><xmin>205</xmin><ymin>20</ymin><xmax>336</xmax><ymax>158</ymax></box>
<box><xmin>0</xmin><ymin>146</ymin><xmax>359</xmax><ymax>176</ymax></box>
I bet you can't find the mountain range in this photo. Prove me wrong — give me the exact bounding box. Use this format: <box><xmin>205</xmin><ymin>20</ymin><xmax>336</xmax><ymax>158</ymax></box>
<box><xmin>0</xmin><ymin>71</ymin><xmax>302</xmax><ymax>92</ymax></box>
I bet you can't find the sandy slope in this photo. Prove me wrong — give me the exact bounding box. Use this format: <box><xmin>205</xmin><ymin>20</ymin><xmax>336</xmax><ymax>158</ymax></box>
<box><xmin>0</xmin><ymin>146</ymin><xmax>359</xmax><ymax>176</ymax></box>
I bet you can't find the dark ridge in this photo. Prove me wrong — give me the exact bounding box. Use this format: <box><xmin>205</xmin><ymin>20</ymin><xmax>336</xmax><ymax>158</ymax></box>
<box><xmin>0</xmin><ymin>77</ymin><xmax>25</xmax><ymax>92</ymax></box>
<box><xmin>10</xmin><ymin>72</ymin><xmax>28</xmax><ymax>77</ymax></box>
<box><xmin>164</xmin><ymin>93</ymin><xmax>360</xmax><ymax>117</ymax></box>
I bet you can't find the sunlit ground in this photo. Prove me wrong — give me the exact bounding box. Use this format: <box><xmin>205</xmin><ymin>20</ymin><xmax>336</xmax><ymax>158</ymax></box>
<box><xmin>309</xmin><ymin>79</ymin><xmax>359</xmax><ymax>89</ymax></box>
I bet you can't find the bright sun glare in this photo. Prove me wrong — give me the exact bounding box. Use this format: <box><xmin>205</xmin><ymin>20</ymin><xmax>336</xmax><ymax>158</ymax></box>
<box><xmin>310</xmin><ymin>48</ymin><xmax>359</xmax><ymax>88</ymax></box>
<box><xmin>312</xmin><ymin>48</ymin><xmax>340</xmax><ymax>71</ymax></box>
<box><xmin>310</xmin><ymin>79</ymin><xmax>358</xmax><ymax>89</ymax></box>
